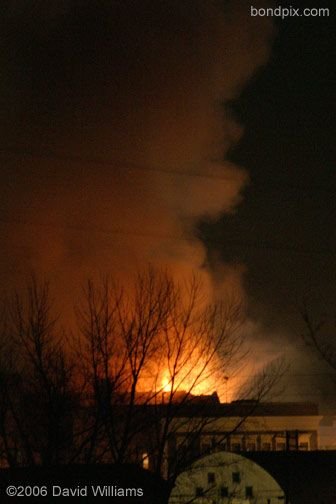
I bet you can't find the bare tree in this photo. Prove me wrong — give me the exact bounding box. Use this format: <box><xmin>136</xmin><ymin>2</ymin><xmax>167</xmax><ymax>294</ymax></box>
<box><xmin>73</xmin><ymin>268</ymin><xmax>282</xmax><ymax>481</ymax></box>
<box><xmin>73</xmin><ymin>269</ymin><xmax>176</xmax><ymax>465</ymax></box>
<box><xmin>0</xmin><ymin>301</ymin><xmax>19</xmax><ymax>467</ymax></box>
<box><xmin>0</xmin><ymin>269</ymin><xmax>282</xmax><ymax>480</ymax></box>
<box><xmin>4</xmin><ymin>278</ymin><xmax>75</xmax><ymax>466</ymax></box>
<box><xmin>72</xmin><ymin>277</ymin><xmax>129</xmax><ymax>464</ymax></box>
<box><xmin>300</xmin><ymin>299</ymin><xmax>336</xmax><ymax>372</ymax></box>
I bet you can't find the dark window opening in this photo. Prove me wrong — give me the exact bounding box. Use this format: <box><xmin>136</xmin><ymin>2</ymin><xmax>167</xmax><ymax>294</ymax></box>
<box><xmin>232</xmin><ymin>472</ymin><xmax>241</xmax><ymax>483</ymax></box>
<box><xmin>202</xmin><ymin>443</ymin><xmax>210</xmax><ymax>454</ymax></box>
<box><xmin>246</xmin><ymin>442</ymin><xmax>256</xmax><ymax>451</ymax></box>
<box><xmin>208</xmin><ymin>472</ymin><xmax>215</xmax><ymax>484</ymax></box>
<box><xmin>220</xmin><ymin>486</ymin><xmax>229</xmax><ymax>497</ymax></box>
<box><xmin>246</xmin><ymin>486</ymin><xmax>253</xmax><ymax>497</ymax></box>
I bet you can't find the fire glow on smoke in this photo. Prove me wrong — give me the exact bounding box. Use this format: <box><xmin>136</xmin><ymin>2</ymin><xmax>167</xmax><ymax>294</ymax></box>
<box><xmin>0</xmin><ymin>2</ymin><xmax>275</xmax><ymax>391</ymax></box>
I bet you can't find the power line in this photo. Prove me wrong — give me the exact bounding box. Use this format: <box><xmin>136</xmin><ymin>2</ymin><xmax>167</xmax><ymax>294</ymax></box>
<box><xmin>234</xmin><ymin>373</ymin><xmax>336</xmax><ymax>378</ymax></box>
<box><xmin>248</xmin><ymin>178</ymin><xmax>336</xmax><ymax>196</ymax></box>
<box><xmin>1</xmin><ymin>215</ymin><xmax>335</xmax><ymax>257</ymax></box>
<box><xmin>0</xmin><ymin>148</ymin><xmax>236</xmax><ymax>182</ymax></box>
<box><xmin>0</xmin><ymin>217</ymin><xmax>180</xmax><ymax>241</ymax></box>
<box><xmin>1</xmin><ymin>147</ymin><xmax>334</xmax><ymax>194</ymax></box>
<box><xmin>1</xmin><ymin>221</ymin><xmax>335</xmax><ymax>257</ymax></box>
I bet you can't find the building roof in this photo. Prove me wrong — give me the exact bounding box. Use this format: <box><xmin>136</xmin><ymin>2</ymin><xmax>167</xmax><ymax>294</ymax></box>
<box><xmin>158</xmin><ymin>400</ymin><xmax>319</xmax><ymax>418</ymax></box>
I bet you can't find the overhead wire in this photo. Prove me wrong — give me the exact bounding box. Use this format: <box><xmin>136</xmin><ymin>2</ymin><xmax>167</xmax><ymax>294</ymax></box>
<box><xmin>0</xmin><ymin>147</ymin><xmax>335</xmax><ymax>257</ymax></box>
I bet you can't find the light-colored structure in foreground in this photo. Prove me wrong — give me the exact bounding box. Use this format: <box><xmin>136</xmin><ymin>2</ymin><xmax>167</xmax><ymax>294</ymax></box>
<box><xmin>166</xmin><ymin>401</ymin><xmax>321</xmax><ymax>468</ymax></box>
<box><xmin>169</xmin><ymin>451</ymin><xmax>285</xmax><ymax>504</ymax></box>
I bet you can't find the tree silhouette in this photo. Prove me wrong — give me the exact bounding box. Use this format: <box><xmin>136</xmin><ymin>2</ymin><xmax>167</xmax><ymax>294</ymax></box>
<box><xmin>0</xmin><ymin>269</ymin><xmax>282</xmax><ymax>481</ymax></box>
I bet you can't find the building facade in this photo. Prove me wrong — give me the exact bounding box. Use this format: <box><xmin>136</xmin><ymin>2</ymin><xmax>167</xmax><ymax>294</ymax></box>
<box><xmin>160</xmin><ymin>399</ymin><xmax>321</xmax><ymax>477</ymax></box>
<box><xmin>169</xmin><ymin>451</ymin><xmax>285</xmax><ymax>504</ymax></box>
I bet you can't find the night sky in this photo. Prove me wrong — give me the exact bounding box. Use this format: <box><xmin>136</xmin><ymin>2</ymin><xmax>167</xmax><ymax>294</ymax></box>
<box><xmin>200</xmin><ymin>1</ymin><xmax>336</xmax><ymax>407</ymax></box>
<box><xmin>0</xmin><ymin>1</ymin><xmax>335</xmax><ymax>409</ymax></box>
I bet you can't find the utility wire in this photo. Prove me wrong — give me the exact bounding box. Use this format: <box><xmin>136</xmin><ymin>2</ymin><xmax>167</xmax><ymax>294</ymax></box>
<box><xmin>0</xmin><ymin>148</ymin><xmax>236</xmax><ymax>182</ymax></box>
<box><xmin>0</xmin><ymin>147</ymin><xmax>334</xmax><ymax>193</ymax></box>
<box><xmin>0</xmin><ymin>216</ymin><xmax>335</xmax><ymax>257</ymax></box>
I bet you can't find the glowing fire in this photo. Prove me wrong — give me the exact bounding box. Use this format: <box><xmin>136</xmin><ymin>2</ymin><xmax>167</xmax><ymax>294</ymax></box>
<box><xmin>121</xmin><ymin>325</ymin><xmax>243</xmax><ymax>403</ymax></box>
<box><xmin>138</xmin><ymin>357</ymin><xmax>237</xmax><ymax>403</ymax></box>
<box><xmin>157</xmin><ymin>351</ymin><xmax>226</xmax><ymax>398</ymax></box>
<box><xmin>161</xmin><ymin>371</ymin><xmax>172</xmax><ymax>392</ymax></box>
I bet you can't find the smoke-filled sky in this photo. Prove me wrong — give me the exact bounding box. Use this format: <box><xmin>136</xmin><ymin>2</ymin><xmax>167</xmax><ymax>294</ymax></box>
<box><xmin>0</xmin><ymin>0</ymin><xmax>273</xmax><ymax>301</ymax></box>
<box><xmin>0</xmin><ymin>1</ymin><xmax>335</xmax><ymax>408</ymax></box>
<box><xmin>199</xmin><ymin>0</ymin><xmax>336</xmax><ymax>408</ymax></box>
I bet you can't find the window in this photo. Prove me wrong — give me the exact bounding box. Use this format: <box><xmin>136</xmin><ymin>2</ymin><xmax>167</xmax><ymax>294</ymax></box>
<box><xmin>220</xmin><ymin>486</ymin><xmax>229</xmax><ymax>497</ymax></box>
<box><xmin>195</xmin><ymin>487</ymin><xmax>204</xmax><ymax>497</ymax></box>
<box><xmin>231</xmin><ymin>442</ymin><xmax>241</xmax><ymax>451</ymax></box>
<box><xmin>141</xmin><ymin>452</ymin><xmax>149</xmax><ymax>470</ymax></box>
<box><xmin>202</xmin><ymin>443</ymin><xmax>211</xmax><ymax>454</ymax></box>
<box><xmin>246</xmin><ymin>442</ymin><xmax>256</xmax><ymax>451</ymax></box>
<box><xmin>262</xmin><ymin>442</ymin><xmax>271</xmax><ymax>451</ymax></box>
<box><xmin>208</xmin><ymin>472</ymin><xmax>216</xmax><ymax>484</ymax></box>
<box><xmin>232</xmin><ymin>472</ymin><xmax>241</xmax><ymax>483</ymax></box>
<box><xmin>245</xmin><ymin>486</ymin><xmax>253</xmax><ymax>498</ymax></box>
<box><xmin>299</xmin><ymin>442</ymin><xmax>309</xmax><ymax>451</ymax></box>
<box><xmin>276</xmin><ymin>442</ymin><xmax>286</xmax><ymax>451</ymax></box>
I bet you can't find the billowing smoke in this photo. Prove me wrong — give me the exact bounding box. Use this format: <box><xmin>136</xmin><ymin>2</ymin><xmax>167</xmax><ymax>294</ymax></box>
<box><xmin>0</xmin><ymin>1</ymin><xmax>274</xmax><ymax>312</ymax></box>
